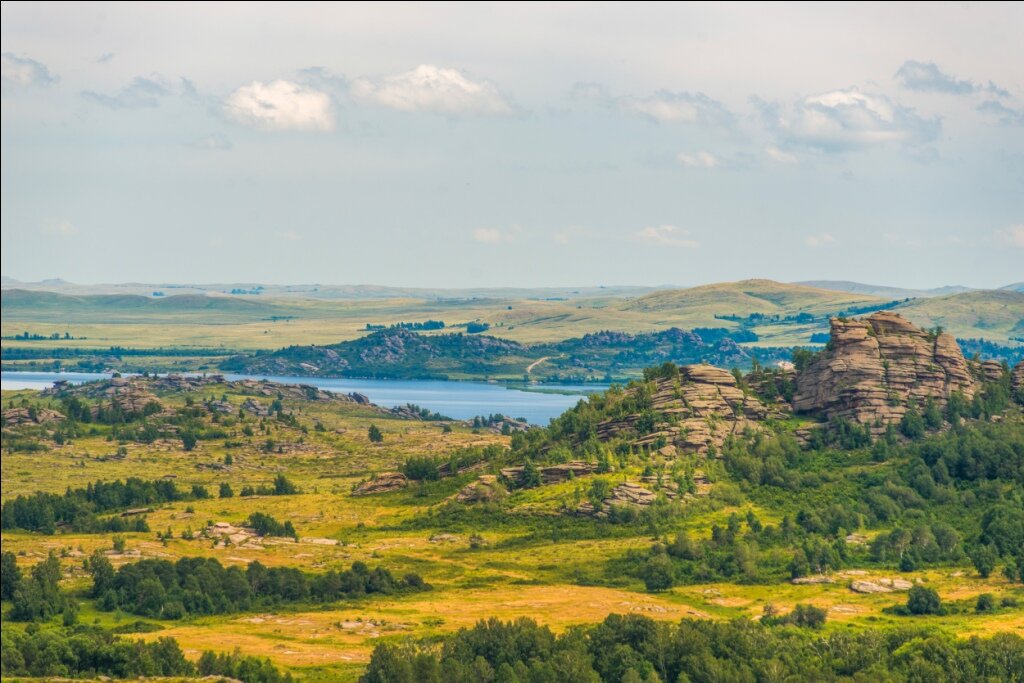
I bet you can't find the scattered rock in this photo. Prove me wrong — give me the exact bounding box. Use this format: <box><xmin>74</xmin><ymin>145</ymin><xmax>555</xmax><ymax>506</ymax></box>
<box><xmin>791</xmin><ymin>575</ymin><xmax>834</xmax><ymax>585</ymax></box>
<box><xmin>849</xmin><ymin>577</ymin><xmax>914</xmax><ymax>594</ymax></box>
<box><xmin>352</xmin><ymin>472</ymin><xmax>408</xmax><ymax>496</ymax></box>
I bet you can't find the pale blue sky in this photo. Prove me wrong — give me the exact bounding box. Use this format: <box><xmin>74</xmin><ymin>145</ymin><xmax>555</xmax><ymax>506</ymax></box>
<box><xmin>2</xmin><ymin>2</ymin><xmax>1022</xmax><ymax>288</ymax></box>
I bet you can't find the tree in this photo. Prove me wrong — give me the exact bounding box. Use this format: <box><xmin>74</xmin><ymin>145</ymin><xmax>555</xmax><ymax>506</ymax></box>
<box><xmin>970</xmin><ymin>545</ymin><xmax>997</xmax><ymax>578</ymax></box>
<box><xmin>906</xmin><ymin>585</ymin><xmax>942</xmax><ymax>615</ymax></box>
<box><xmin>1</xmin><ymin>551</ymin><xmax>21</xmax><ymax>599</ymax></box>
<box><xmin>787</xmin><ymin>604</ymin><xmax>827</xmax><ymax>628</ymax></box>
<box><xmin>642</xmin><ymin>554</ymin><xmax>674</xmax><ymax>592</ymax></box>
<box><xmin>219</xmin><ymin>483</ymin><xmax>234</xmax><ymax>498</ymax></box>
<box><xmin>900</xmin><ymin>402</ymin><xmax>925</xmax><ymax>439</ymax></box>
<box><xmin>181</xmin><ymin>431</ymin><xmax>198</xmax><ymax>452</ymax></box>
<box><xmin>520</xmin><ymin>459</ymin><xmax>542</xmax><ymax>489</ymax></box>
<box><xmin>368</xmin><ymin>425</ymin><xmax>384</xmax><ymax>443</ymax></box>
<box><xmin>976</xmin><ymin>593</ymin><xmax>995</xmax><ymax>612</ymax></box>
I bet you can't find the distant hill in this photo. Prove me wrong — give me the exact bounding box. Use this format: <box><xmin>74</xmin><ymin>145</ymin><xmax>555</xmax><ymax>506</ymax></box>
<box><xmin>797</xmin><ymin>280</ymin><xmax>975</xmax><ymax>299</ymax></box>
<box><xmin>619</xmin><ymin>279</ymin><xmax>883</xmax><ymax>316</ymax></box>
<box><xmin>0</xmin><ymin>289</ymin><xmax>295</xmax><ymax>322</ymax></box>
<box><xmin>1002</xmin><ymin>282</ymin><xmax>1024</xmax><ymax>293</ymax></box>
<box><xmin>893</xmin><ymin>290</ymin><xmax>1024</xmax><ymax>341</ymax></box>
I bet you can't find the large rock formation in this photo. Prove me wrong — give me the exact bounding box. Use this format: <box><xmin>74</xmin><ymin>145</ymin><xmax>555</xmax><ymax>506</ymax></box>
<box><xmin>596</xmin><ymin>364</ymin><xmax>778</xmax><ymax>455</ymax></box>
<box><xmin>1014</xmin><ymin>361</ymin><xmax>1024</xmax><ymax>402</ymax></box>
<box><xmin>793</xmin><ymin>312</ymin><xmax>975</xmax><ymax>431</ymax></box>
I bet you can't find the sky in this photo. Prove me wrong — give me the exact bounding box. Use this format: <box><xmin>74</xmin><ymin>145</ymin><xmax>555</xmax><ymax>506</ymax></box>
<box><xmin>1</xmin><ymin>2</ymin><xmax>1022</xmax><ymax>289</ymax></box>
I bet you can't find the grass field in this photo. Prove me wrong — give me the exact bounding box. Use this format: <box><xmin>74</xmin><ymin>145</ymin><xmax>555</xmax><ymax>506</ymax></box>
<box><xmin>3</xmin><ymin>378</ymin><xmax>1022</xmax><ymax>681</ymax></box>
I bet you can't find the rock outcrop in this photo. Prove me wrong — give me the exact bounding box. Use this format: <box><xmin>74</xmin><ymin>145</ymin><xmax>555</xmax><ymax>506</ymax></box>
<box><xmin>596</xmin><ymin>364</ymin><xmax>778</xmax><ymax>455</ymax></box>
<box><xmin>500</xmin><ymin>461</ymin><xmax>597</xmax><ymax>486</ymax></box>
<box><xmin>977</xmin><ymin>360</ymin><xmax>1006</xmax><ymax>383</ymax></box>
<box><xmin>849</xmin><ymin>577</ymin><xmax>913</xmax><ymax>594</ymax></box>
<box><xmin>2</xmin><ymin>407</ymin><xmax>65</xmax><ymax>426</ymax></box>
<box><xmin>1014</xmin><ymin>361</ymin><xmax>1024</xmax><ymax>401</ymax></box>
<box><xmin>352</xmin><ymin>472</ymin><xmax>408</xmax><ymax>496</ymax></box>
<box><xmin>793</xmin><ymin>312</ymin><xmax>975</xmax><ymax>432</ymax></box>
<box><xmin>455</xmin><ymin>475</ymin><xmax>505</xmax><ymax>503</ymax></box>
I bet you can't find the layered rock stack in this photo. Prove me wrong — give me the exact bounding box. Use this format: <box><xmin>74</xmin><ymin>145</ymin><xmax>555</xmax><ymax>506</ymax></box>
<box><xmin>1014</xmin><ymin>361</ymin><xmax>1024</xmax><ymax>401</ymax></box>
<box><xmin>793</xmin><ymin>312</ymin><xmax>975</xmax><ymax>432</ymax></box>
<box><xmin>596</xmin><ymin>364</ymin><xmax>778</xmax><ymax>455</ymax></box>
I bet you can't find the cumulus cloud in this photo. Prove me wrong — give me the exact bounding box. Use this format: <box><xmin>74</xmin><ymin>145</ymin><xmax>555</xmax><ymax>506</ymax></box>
<box><xmin>805</xmin><ymin>233</ymin><xmax>837</xmax><ymax>247</ymax></box>
<box><xmin>677</xmin><ymin>151</ymin><xmax>720</xmax><ymax>168</ymax></box>
<box><xmin>83</xmin><ymin>76</ymin><xmax>171</xmax><ymax>109</ymax></box>
<box><xmin>472</xmin><ymin>226</ymin><xmax>520</xmax><ymax>244</ymax></box>
<box><xmin>1</xmin><ymin>52</ymin><xmax>58</xmax><ymax>88</ymax></box>
<box><xmin>977</xmin><ymin>100</ymin><xmax>1024</xmax><ymax>127</ymax></box>
<box><xmin>995</xmin><ymin>224</ymin><xmax>1024</xmax><ymax>247</ymax></box>
<box><xmin>636</xmin><ymin>224</ymin><xmax>699</xmax><ymax>248</ymax></box>
<box><xmin>187</xmin><ymin>134</ymin><xmax>232</xmax><ymax>151</ymax></box>
<box><xmin>764</xmin><ymin>145</ymin><xmax>798</xmax><ymax>164</ymax></box>
<box><xmin>895</xmin><ymin>60</ymin><xmax>975</xmax><ymax>94</ymax></box>
<box><xmin>224</xmin><ymin>80</ymin><xmax>334</xmax><ymax>131</ymax></box>
<box><xmin>352</xmin><ymin>65</ymin><xmax>514</xmax><ymax>116</ymax></box>
<box><xmin>618</xmin><ymin>90</ymin><xmax>733</xmax><ymax>126</ymax></box>
<box><xmin>763</xmin><ymin>88</ymin><xmax>940</xmax><ymax>152</ymax></box>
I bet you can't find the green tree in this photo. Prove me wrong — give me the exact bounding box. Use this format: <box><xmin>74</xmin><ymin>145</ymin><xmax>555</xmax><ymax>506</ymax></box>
<box><xmin>219</xmin><ymin>482</ymin><xmax>234</xmax><ymax>498</ymax></box>
<box><xmin>368</xmin><ymin>425</ymin><xmax>384</xmax><ymax>443</ymax></box>
<box><xmin>1</xmin><ymin>551</ymin><xmax>21</xmax><ymax>600</ymax></box>
<box><xmin>642</xmin><ymin>553</ymin><xmax>674</xmax><ymax>592</ymax></box>
<box><xmin>906</xmin><ymin>585</ymin><xmax>942</xmax><ymax>615</ymax></box>
<box><xmin>970</xmin><ymin>544</ymin><xmax>997</xmax><ymax>578</ymax></box>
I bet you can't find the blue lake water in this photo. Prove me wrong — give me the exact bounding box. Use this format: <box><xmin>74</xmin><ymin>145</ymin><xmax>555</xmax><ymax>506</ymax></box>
<box><xmin>0</xmin><ymin>371</ymin><xmax>607</xmax><ymax>425</ymax></box>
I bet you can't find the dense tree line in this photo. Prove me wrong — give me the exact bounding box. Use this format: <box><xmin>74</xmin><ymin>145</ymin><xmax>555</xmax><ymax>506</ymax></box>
<box><xmin>360</xmin><ymin>614</ymin><xmax>1024</xmax><ymax>683</ymax></box>
<box><xmin>0</xmin><ymin>624</ymin><xmax>290</xmax><ymax>682</ymax></box>
<box><xmin>88</xmin><ymin>554</ymin><xmax>428</xmax><ymax>619</ymax></box>
<box><xmin>1</xmin><ymin>477</ymin><xmax>203</xmax><ymax>534</ymax></box>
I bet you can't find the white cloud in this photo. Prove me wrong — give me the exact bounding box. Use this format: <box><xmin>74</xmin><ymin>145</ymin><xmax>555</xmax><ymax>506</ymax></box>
<box><xmin>895</xmin><ymin>60</ymin><xmax>975</xmax><ymax>95</ymax></box>
<box><xmin>1</xmin><ymin>52</ymin><xmax>58</xmax><ymax>88</ymax></box>
<box><xmin>764</xmin><ymin>88</ymin><xmax>939</xmax><ymax>152</ymax></box>
<box><xmin>83</xmin><ymin>76</ymin><xmax>172</xmax><ymax>109</ymax></box>
<box><xmin>224</xmin><ymin>80</ymin><xmax>333</xmax><ymax>132</ymax></box>
<box><xmin>764</xmin><ymin>145</ymin><xmax>798</xmax><ymax>164</ymax></box>
<box><xmin>187</xmin><ymin>134</ymin><xmax>232</xmax><ymax>151</ymax></box>
<box><xmin>636</xmin><ymin>224</ymin><xmax>699</xmax><ymax>248</ymax></box>
<box><xmin>677</xmin><ymin>151</ymin><xmax>720</xmax><ymax>168</ymax></box>
<box><xmin>619</xmin><ymin>90</ymin><xmax>733</xmax><ymax>126</ymax></box>
<box><xmin>282</xmin><ymin>230</ymin><xmax>302</xmax><ymax>241</ymax></box>
<box><xmin>805</xmin><ymin>233</ymin><xmax>837</xmax><ymax>247</ymax></box>
<box><xmin>42</xmin><ymin>219</ymin><xmax>77</xmax><ymax>237</ymax></box>
<box><xmin>995</xmin><ymin>224</ymin><xmax>1024</xmax><ymax>247</ymax></box>
<box><xmin>552</xmin><ymin>226</ymin><xmax>590</xmax><ymax>245</ymax></box>
<box><xmin>352</xmin><ymin>65</ymin><xmax>513</xmax><ymax>116</ymax></box>
<box><xmin>472</xmin><ymin>226</ymin><xmax>520</xmax><ymax>244</ymax></box>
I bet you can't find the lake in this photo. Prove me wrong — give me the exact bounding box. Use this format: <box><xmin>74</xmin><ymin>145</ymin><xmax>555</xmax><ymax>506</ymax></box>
<box><xmin>0</xmin><ymin>371</ymin><xmax>607</xmax><ymax>425</ymax></box>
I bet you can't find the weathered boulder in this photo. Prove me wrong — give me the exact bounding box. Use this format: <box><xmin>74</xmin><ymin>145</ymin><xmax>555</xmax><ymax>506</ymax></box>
<box><xmin>352</xmin><ymin>472</ymin><xmax>408</xmax><ymax>496</ymax></box>
<box><xmin>793</xmin><ymin>312</ymin><xmax>975</xmax><ymax>433</ymax></box>
<box><xmin>849</xmin><ymin>577</ymin><xmax>914</xmax><ymax>594</ymax></box>
<box><xmin>1014</xmin><ymin>361</ymin><xmax>1024</xmax><ymax>402</ymax></box>
<box><xmin>456</xmin><ymin>474</ymin><xmax>506</xmax><ymax>503</ymax></box>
